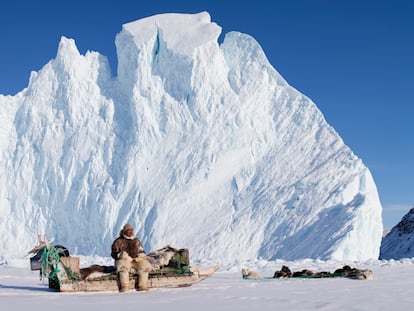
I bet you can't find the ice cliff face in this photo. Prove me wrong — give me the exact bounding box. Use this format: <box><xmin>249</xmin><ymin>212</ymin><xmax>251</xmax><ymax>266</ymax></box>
<box><xmin>380</xmin><ymin>208</ymin><xmax>414</xmax><ymax>259</ymax></box>
<box><xmin>0</xmin><ymin>12</ymin><xmax>383</xmax><ymax>266</ymax></box>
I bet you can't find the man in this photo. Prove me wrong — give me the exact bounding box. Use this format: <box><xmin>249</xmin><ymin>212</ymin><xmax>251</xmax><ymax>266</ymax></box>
<box><xmin>111</xmin><ymin>224</ymin><xmax>145</xmax><ymax>259</ymax></box>
<box><xmin>111</xmin><ymin>224</ymin><xmax>152</xmax><ymax>292</ymax></box>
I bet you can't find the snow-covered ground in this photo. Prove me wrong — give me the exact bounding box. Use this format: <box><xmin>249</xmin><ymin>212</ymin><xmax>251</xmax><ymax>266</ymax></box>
<box><xmin>1</xmin><ymin>258</ymin><xmax>413</xmax><ymax>310</ymax></box>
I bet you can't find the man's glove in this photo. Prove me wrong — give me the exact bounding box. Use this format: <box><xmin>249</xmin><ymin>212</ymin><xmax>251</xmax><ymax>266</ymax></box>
<box><xmin>118</xmin><ymin>251</ymin><xmax>129</xmax><ymax>260</ymax></box>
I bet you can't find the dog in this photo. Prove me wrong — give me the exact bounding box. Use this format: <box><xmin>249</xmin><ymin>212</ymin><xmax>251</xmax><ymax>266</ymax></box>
<box><xmin>242</xmin><ymin>268</ymin><xmax>260</xmax><ymax>279</ymax></box>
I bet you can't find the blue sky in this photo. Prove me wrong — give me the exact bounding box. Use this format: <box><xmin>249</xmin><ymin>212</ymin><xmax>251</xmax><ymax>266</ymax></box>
<box><xmin>0</xmin><ymin>0</ymin><xmax>412</xmax><ymax>228</ymax></box>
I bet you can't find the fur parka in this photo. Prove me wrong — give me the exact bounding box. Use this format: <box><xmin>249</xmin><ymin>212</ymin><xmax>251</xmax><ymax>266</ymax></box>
<box><xmin>111</xmin><ymin>233</ymin><xmax>145</xmax><ymax>259</ymax></box>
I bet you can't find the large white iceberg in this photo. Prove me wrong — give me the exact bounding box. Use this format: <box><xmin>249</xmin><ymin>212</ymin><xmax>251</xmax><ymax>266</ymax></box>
<box><xmin>0</xmin><ymin>12</ymin><xmax>383</xmax><ymax>266</ymax></box>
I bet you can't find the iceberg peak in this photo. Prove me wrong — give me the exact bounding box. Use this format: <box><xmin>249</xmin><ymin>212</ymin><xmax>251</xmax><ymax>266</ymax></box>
<box><xmin>56</xmin><ymin>36</ymin><xmax>81</xmax><ymax>60</ymax></box>
<box><xmin>52</xmin><ymin>36</ymin><xmax>85</xmax><ymax>76</ymax></box>
<box><xmin>121</xmin><ymin>11</ymin><xmax>221</xmax><ymax>55</ymax></box>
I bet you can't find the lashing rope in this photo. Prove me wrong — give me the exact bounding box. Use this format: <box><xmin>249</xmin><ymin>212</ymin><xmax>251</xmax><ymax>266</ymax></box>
<box><xmin>41</xmin><ymin>245</ymin><xmax>60</xmax><ymax>279</ymax></box>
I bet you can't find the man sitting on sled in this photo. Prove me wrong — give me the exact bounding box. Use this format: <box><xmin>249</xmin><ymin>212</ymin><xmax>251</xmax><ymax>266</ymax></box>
<box><xmin>111</xmin><ymin>224</ymin><xmax>152</xmax><ymax>291</ymax></box>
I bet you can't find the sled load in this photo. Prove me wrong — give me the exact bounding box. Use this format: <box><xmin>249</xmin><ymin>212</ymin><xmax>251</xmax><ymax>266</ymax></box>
<box><xmin>27</xmin><ymin>236</ymin><xmax>219</xmax><ymax>292</ymax></box>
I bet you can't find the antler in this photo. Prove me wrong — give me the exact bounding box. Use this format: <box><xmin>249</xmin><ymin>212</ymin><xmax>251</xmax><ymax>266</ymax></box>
<box><xmin>25</xmin><ymin>234</ymin><xmax>54</xmax><ymax>258</ymax></box>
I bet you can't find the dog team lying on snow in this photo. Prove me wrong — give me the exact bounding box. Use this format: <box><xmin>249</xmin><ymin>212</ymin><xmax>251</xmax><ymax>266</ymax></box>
<box><xmin>242</xmin><ymin>265</ymin><xmax>373</xmax><ymax>280</ymax></box>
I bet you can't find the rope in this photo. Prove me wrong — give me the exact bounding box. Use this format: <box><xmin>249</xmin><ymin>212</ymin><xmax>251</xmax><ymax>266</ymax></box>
<box><xmin>60</xmin><ymin>261</ymin><xmax>82</xmax><ymax>281</ymax></box>
<box><xmin>149</xmin><ymin>266</ymin><xmax>192</xmax><ymax>276</ymax></box>
<box><xmin>242</xmin><ymin>277</ymin><xmax>278</xmax><ymax>282</ymax></box>
<box><xmin>41</xmin><ymin>245</ymin><xmax>60</xmax><ymax>280</ymax></box>
<box><xmin>291</xmin><ymin>272</ymin><xmax>346</xmax><ymax>279</ymax></box>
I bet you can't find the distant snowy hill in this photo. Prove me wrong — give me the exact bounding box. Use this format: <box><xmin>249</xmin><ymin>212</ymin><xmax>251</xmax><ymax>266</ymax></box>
<box><xmin>0</xmin><ymin>12</ymin><xmax>383</xmax><ymax>266</ymax></box>
<box><xmin>380</xmin><ymin>207</ymin><xmax>414</xmax><ymax>259</ymax></box>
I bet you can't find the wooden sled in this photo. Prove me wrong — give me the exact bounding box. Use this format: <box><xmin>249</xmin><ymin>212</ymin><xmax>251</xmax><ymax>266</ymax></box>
<box><xmin>49</xmin><ymin>256</ymin><xmax>219</xmax><ymax>292</ymax></box>
<box><xmin>27</xmin><ymin>239</ymin><xmax>219</xmax><ymax>292</ymax></box>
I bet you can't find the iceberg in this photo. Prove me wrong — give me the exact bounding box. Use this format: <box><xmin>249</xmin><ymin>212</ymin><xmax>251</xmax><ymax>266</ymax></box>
<box><xmin>0</xmin><ymin>12</ymin><xmax>383</xmax><ymax>266</ymax></box>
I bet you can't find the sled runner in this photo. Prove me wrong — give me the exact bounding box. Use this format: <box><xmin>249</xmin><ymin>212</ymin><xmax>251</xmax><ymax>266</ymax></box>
<box><xmin>27</xmin><ymin>237</ymin><xmax>219</xmax><ymax>292</ymax></box>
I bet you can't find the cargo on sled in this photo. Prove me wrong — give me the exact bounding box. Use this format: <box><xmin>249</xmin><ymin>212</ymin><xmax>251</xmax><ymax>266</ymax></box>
<box><xmin>27</xmin><ymin>237</ymin><xmax>219</xmax><ymax>292</ymax></box>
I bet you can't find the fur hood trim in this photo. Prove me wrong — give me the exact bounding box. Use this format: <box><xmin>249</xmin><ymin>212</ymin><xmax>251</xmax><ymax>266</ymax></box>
<box><xmin>122</xmin><ymin>234</ymin><xmax>136</xmax><ymax>240</ymax></box>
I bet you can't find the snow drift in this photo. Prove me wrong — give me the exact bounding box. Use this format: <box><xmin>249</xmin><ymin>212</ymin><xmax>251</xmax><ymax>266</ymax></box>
<box><xmin>0</xmin><ymin>12</ymin><xmax>383</xmax><ymax>265</ymax></box>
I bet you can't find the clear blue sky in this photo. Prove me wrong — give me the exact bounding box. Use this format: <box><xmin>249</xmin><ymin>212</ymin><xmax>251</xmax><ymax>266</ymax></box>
<box><xmin>1</xmin><ymin>0</ymin><xmax>412</xmax><ymax>229</ymax></box>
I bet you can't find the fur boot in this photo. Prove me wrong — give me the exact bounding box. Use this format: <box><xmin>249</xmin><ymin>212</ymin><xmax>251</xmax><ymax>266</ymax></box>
<box><xmin>132</xmin><ymin>256</ymin><xmax>153</xmax><ymax>291</ymax></box>
<box><xmin>116</xmin><ymin>251</ymin><xmax>132</xmax><ymax>292</ymax></box>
